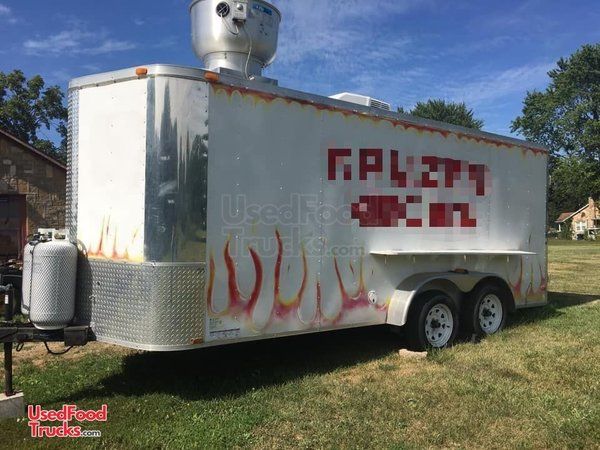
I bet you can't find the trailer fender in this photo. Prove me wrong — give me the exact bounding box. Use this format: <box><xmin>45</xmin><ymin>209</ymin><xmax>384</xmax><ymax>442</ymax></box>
<box><xmin>386</xmin><ymin>272</ymin><xmax>508</xmax><ymax>327</ymax></box>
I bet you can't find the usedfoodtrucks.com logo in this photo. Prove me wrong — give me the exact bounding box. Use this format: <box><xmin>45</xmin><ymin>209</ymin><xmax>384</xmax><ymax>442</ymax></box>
<box><xmin>27</xmin><ymin>405</ymin><xmax>107</xmax><ymax>438</ymax></box>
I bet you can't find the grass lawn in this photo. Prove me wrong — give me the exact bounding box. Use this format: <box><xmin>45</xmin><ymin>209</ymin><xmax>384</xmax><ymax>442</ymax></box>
<box><xmin>1</xmin><ymin>240</ymin><xmax>599</xmax><ymax>449</ymax></box>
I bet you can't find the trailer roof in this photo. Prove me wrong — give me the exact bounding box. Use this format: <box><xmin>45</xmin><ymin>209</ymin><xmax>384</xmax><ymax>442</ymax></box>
<box><xmin>69</xmin><ymin>64</ymin><xmax>548</xmax><ymax>155</ymax></box>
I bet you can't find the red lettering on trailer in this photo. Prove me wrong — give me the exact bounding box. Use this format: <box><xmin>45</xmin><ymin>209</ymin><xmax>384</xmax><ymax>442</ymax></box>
<box><xmin>390</xmin><ymin>150</ymin><xmax>407</xmax><ymax>188</ymax></box>
<box><xmin>350</xmin><ymin>195</ymin><xmax>424</xmax><ymax>228</ymax></box>
<box><xmin>359</xmin><ymin>148</ymin><xmax>383</xmax><ymax>180</ymax></box>
<box><xmin>328</xmin><ymin>148</ymin><xmax>490</xmax><ymax>228</ymax></box>
<box><xmin>429</xmin><ymin>203</ymin><xmax>477</xmax><ymax>228</ymax></box>
<box><xmin>328</xmin><ymin>148</ymin><xmax>352</xmax><ymax>181</ymax></box>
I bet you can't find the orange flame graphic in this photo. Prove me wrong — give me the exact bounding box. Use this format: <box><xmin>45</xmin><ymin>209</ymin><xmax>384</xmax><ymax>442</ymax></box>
<box><xmin>273</xmin><ymin>230</ymin><xmax>309</xmax><ymax>320</ymax></box>
<box><xmin>207</xmin><ymin>230</ymin><xmax>385</xmax><ymax>330</ymax></box>
<box><xmin>319</xmin><ymin>256</ymin><xmax>385</xmax><ymax>324</ymax></box>
<box><xmin>224</xmin><ymin>237</ymin><xmax>263</xmax><ymax>316</ymax></box>
<box><xmin>86</xmin><ymin>216</ymin><xmax>140</xmax><ymax>262</ymax></box>
<box><xmin>508</xmin><ymin>257</ymin><xmax>548</xmax><ymax>303</ymax></box>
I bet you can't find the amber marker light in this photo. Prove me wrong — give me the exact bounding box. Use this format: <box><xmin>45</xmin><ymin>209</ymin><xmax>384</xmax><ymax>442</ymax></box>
<box><xmin>204</xmin><ymin>71</ymin><xmax>220</xmax><ymax>82</ymax></box>
<box><xmin>135</xmin><ymin>67</ymin><xmax>148</xmax><ymax>77</ymax></box>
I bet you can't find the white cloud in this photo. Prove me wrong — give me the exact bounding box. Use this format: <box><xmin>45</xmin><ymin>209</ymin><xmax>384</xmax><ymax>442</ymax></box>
<box><xmin>269</xmin><ymin>0</ymin><xmax>433</xmax><ymax>100</ymax></box>
<box><xmin>82</xmin><ymin>64</ymin><xmax>101</xmax><ymax>73</ymax></box>
<box><xmin>264</xmin><ymin>0</ymin><xmax>555</xmax><ymax>135</ymax></box>
<box><xmin>50</xmin><ymin>70</ymin><xmax>72</xmax><ymax>83</ymax></box>
<box><xmin>0</xmin><ymin>3</ymin><xmax>17</xmax><ymax>23</ymax></box>
<box><xmin>85</xmin><ymin>39</ymin><xmax>136</xmax><ymax>55</ymax></box>
<box><xmin>443</xmin><ymin>62</ymin><xmax>555</xmax><ymax>106</ymax></box>
<box><xmin>154</xmin><ymin>36</ymin><xmax>178</xmax><ymax>49</ymax></box>
<box><xmin>134</xmin><ymin>18</ymin><xmax>145</xmax><ymax>26</ymax></box>
<box><xmin>23</xmin><ymin>25</ymin><xmax>136</xmax><ymax>56</ymax></box>
<box><xmin>24</xmin><ymin>30</ymin><xmax>89</xmax><ymax>55</ymax></box>
<box><xmin>274</xmin><ymin>0</ymin><xmax>429</xmax><ymax>67</ymax></box>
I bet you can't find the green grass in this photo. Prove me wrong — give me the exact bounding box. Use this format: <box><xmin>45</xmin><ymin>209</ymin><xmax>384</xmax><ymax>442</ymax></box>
<box><xmin>1</xmin><ymin>241</ymin><xmax>599</xmax><ymax>449</ymax></box>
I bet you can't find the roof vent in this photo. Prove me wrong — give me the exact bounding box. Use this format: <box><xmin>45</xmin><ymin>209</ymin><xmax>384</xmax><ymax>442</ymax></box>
<box><xmin>329</xmin><ymin>93</ymin><xmax>391</xmax><ymax>111</ymax></box>
<box><xmin>190</xmin><ymin>0</ymin><xmax>281</xmax><ymax>79</ymax></box>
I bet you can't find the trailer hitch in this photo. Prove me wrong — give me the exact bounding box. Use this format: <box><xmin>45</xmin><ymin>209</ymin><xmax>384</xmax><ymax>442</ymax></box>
<box><xmin>0</xmin><ymin>284</ymin><xmax>93</xmax><ymax>397</ymax></box>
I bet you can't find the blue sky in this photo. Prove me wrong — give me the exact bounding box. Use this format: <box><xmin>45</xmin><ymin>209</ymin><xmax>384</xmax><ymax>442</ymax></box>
<box><xmin>1</xmin><ymin>0</ymin><xmax>599</xmax><ymax>139</ymax></box>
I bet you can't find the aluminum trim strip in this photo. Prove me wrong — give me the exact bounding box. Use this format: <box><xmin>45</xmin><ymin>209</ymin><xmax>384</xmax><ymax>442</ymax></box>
<box><xmin>66</xmin><ymin>89</ymin><xmax>79</xmax><ymax>240</ymax></box>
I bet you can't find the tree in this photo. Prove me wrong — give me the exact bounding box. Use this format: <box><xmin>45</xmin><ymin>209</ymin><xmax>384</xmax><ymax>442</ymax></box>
<box><xmin>547</xmin><ymin>155</ymin><xmax>600</xmax><ymax>224</ymax></box>
<box><xmin>512</xmin><ymin>44</ymin><xmax>600</xmax><ymax>160</ymax></box>
<box><xmin>406</xmin><ymin>99</ymin><xmax>484</xmax><ymax>130</ymax></box>
<box><xmin>0</xmin><ymin>70</ymin><xmax>67</xmax><ymax>161</ymax></box>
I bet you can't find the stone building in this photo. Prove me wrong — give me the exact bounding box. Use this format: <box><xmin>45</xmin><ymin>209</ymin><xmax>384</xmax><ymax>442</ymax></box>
<box><xmin>0</xmin><ymin>129</ymin><xmax>66</xmax><ymax>261</ymax></box>
<box><xmin>555</xmin><ymin>197</ymin><xmax>600</xmax><ymax>240</ymax></box>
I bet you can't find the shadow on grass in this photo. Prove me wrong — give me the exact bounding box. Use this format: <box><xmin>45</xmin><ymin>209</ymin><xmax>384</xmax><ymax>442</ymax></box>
<box><xmin>61</xmin><ymin>326</ymin><xmax>403</xmax><ymax>403</ymax></box>
<box><xmin>506</xmin><ymin>290</ymin><xmax>598</xmax><ymax>328</ymax></box>
<box><xmin>59</xmin><ymin>291</ymin><xmax>598</xmax><ymax>404</ymax></box>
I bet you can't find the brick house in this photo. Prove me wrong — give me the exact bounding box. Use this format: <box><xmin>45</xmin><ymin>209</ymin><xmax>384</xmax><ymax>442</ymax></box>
<box><xmin>555</xmin><ymin>197</ymin><xmax>600</xmax><ymax>240</ymax></box>
<box><xmin>0</xmin><ymin>129</ymin><xmax>66</xmax><ymax>261</ymax></box>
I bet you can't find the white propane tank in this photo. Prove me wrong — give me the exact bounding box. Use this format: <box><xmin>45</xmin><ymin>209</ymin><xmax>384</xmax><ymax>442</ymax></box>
<box><xmin>21</xmin><ymin>235</ymin><xmax>78</xmax><ymax>330</ymax></box>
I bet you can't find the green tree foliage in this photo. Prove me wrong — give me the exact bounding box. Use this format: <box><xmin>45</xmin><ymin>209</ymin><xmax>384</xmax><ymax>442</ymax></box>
<box><xmin>406</xmin><ymin>99</ymin><xmax>484</xmax><ymax>130</ymax></box>
<box><xmin>0</xmin><ymin>70</ymin><xmax>67</xmax><ymax>161</ymax></box>
<box><xmin>512</xmin><ymin>44</ymin><xmax>600</xmax><ymax>160</ymax></box>
<box><xmin>548</xmin><ymin>155</ymin><xmax>600</xmax><ymax>224</ymax></box>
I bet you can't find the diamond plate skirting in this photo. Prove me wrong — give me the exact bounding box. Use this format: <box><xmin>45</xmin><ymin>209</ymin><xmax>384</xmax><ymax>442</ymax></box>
<box><xmin>66</xmin><ymin>89</ymin><xmax>79</xmax><ymax>240</ymax></box>
<box><xmin>76</xmin><ymin>259</ymin><xmax>205</xmax><ymax>351</ymax></box>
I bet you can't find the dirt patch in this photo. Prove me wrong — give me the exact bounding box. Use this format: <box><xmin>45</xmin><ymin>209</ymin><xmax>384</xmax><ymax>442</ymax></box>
<box><xmin>397</xmin><ymin>349</ymin><xmax>427</xmax><ymax>359</ymax></box>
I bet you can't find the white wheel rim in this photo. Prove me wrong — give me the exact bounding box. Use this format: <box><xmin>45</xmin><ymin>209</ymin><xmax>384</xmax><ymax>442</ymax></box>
<box><xmin>425</xmin><ymin>303</ymin><xmax>454</xmax><ymax>347</ymax></box>
<box><xmin>478</xmin><ymin>294</ymin><xmax>503</xmax><ymax>334</ymax></box>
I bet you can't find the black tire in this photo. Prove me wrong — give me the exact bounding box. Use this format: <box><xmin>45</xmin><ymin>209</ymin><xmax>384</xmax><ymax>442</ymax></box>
<box><xmin>462</xmin><ymin>283</ymin><xmax>508</xmax><ymax>338</ymax></box>
<box><xmin>406</xmin><ymin>291</ymin><xmax>459</xmax><ymax>351</ymax></box>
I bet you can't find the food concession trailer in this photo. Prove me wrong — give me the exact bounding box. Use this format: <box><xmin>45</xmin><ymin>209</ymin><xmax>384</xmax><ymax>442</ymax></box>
<box><xmin>1</xmin><ymin>0</ymin><xmax>548</xmax><ymax>397</ymax></box>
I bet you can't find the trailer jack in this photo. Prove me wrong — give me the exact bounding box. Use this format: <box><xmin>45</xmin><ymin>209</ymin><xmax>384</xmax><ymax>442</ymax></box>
<box><xmin>0</xmin><ymin>284</ymin><xmax>92</xmax><ymax>398</ymax></box>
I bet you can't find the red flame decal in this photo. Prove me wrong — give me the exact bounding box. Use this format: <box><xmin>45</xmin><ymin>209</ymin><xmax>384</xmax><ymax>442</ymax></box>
<box><xmin>207</xmin><ymin>251</ymin><xmax>217</xmax><ymax>315</ymax></box>
<box><xmin>508</xmin><ymin>257</ymin><xmax>548</xmax><ymax>302</ymax></box>
<box><xmin>273</xmin><ymin>230</ymin><xmax>308</xmax><ymax>319</ymax></box>
<box><xmin>86</xmin><ymin>215</ymin><xmax>141</xmax><ymax>262</ymax></box>
<box><xmin>224</xmin><ymin>238</ymin><xmax>263</xmax><ymax>316</ymax></box>
<box><xmin>208</xmin><ymin>231</ymin><xmax>384</xmax><ymax>330</ymax></box>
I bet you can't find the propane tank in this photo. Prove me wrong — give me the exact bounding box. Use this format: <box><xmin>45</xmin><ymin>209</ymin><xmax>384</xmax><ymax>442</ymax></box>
<box><xmin>22</xmin><ymin>233</ymin><xmax>78</xmax><ymax>330</ymax></box>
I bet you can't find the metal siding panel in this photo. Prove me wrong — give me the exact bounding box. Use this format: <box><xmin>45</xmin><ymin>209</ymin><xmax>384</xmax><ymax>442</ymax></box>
<box><xmin>72</xmin><ymin>76</ymin><xmax>209</xmax><ymax>350</ymax></box>
<box><xmin>76</xmin><ymin>80</ymin><xmax>147</xmax><ymax>262</ymax></box>
<box><xmin>145</xmin><ymin>77</ymin><xmax>209</xmax><ymax>263</ymax></box>
<box><xmin>204</xmin><ymin>84</ymin><xmax>548</xmax><ymax>342</ymax></box>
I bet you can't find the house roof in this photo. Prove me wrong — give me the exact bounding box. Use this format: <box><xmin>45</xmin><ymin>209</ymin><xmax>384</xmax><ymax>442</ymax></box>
<box><xmin>556</xmin><ymin>212</ymin><xmax>575</xmax><ymax>223</ymax></box>
<box><xmin>0</xmin><ymin>128</ymin><xmax>66</xmax><ymax>171</ymax></box>
<box><xmin>555</xmin><ymin>201</ymin><xmax>594</xmax><ymax>223</ymax></box>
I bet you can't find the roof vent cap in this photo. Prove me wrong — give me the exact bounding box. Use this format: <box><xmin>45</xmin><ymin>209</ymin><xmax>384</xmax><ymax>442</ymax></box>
<box><xmin>190</xmin><ymin>0</ymin><xmax>281</xmax><ymax>79</ymax></box>
<box><xmin>329</xmin><ymin>92</ymin><xmax>391</xmax><ymax>111</ymax></box>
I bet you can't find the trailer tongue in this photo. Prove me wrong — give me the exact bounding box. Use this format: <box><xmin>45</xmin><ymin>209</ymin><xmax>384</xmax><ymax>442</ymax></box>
<box><xmin>0</xmin><ymin>0</ymin><xmax>548</xmax><ymax>403</ymax></box>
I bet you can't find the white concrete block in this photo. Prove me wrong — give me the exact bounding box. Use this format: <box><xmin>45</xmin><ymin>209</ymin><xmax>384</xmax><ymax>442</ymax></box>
<box><xmin>0</xmin><ymin>392</ymin><xmax>25</xmax><ymax>420</ymax></box>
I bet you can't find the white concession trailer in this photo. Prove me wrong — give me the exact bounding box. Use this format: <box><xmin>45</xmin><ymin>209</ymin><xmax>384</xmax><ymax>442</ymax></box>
<box><xmin>14</xmin><ymin>0</ymin><xmax>548</xmax><ymax>358</ymax></box>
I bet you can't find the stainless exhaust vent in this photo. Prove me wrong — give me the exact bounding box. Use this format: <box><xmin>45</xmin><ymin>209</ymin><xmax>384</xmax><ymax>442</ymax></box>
<box><xmin>190</xmin><ymin>0</ymin><xmax>281</xmax><ymax>79</ymax></box>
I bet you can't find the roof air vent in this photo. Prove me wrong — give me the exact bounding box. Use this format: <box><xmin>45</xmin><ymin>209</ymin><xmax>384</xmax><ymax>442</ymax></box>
<box><xmin>329</xmin><ymin>93</ymin><xmax>391</xmax><ymax>111</ymax></box>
